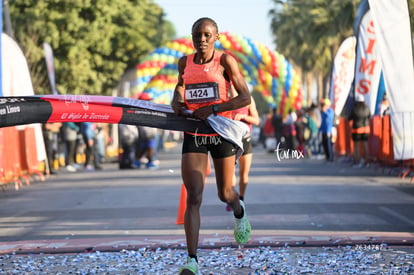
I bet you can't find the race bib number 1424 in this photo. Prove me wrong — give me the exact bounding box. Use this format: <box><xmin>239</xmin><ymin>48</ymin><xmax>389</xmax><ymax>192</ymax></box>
<box><xmin>185</xmin><ymin>82</ymin><xmax>219</xmax><ymax>103</ymax></box>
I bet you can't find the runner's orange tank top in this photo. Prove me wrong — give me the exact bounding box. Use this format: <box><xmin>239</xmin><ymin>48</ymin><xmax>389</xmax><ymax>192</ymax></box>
<box><xmin>183</xmin><ymin>51</ymin><xmax>232</xmax><ymax>119</ymax></box>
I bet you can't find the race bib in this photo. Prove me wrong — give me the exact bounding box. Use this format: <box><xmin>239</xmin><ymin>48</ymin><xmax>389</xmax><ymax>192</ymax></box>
<box><xmin>185</xmin><ymin>82</ymin><xmax>219</xmax><ymax>103</ymax></box>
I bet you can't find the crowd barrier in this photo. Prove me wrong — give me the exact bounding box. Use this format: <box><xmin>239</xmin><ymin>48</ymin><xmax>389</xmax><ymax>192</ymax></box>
<box><xmin>0</xmin><ymin>126</ymin><xmax>45</xmax><ymax>190</ymax></box>
<box><xmin>335</xmin><ymin>115</ymin><xmax>414</xmax><ymax>182</ymax></box>
<box><xmin>19</xmin><ymin>127</ymin><xmax>46</xmax><ymax>183</ymax></box>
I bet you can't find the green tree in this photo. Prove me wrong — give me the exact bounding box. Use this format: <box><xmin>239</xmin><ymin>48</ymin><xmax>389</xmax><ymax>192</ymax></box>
<box><xmin>269</xmin><ymin>0</ymin><xmax>359</xmax><ymax>102</ymax></box>
<box><xmin>9</xmin><ymin>0</ymin><xmax>175</xmax><ymax>95</ymax></box>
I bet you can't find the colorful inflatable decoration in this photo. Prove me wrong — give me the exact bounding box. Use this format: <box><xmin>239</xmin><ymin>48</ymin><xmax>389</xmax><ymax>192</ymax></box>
<box><xmin>132</xmin><ymin>32</ymin><xmax>302</xmax><ymax>115</ymax></box>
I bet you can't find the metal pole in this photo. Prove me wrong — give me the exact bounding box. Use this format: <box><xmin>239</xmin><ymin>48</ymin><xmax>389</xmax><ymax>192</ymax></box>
<box><xmin>1</xmin><ymin>0</ymin><xmax>3</xmax><ymax>96</ymax></box>
<box><xmin>3</xmin><ymin>0</ymin><xmax>13</xmax><ymax>37</ymax></box>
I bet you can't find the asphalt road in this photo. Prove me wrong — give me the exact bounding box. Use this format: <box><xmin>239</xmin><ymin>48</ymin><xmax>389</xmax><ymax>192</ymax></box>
<box><xmin>1</xmin><ymin>143</ymin><xmax>414</xmax><ymax>253</ymax></box>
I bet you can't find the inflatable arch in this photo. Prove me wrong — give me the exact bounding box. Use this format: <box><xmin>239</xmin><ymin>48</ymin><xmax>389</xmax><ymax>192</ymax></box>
<box><xmin>132</xmin><ymin>32</ymin><xmax>302</xmax><ymax>115</ymax></box>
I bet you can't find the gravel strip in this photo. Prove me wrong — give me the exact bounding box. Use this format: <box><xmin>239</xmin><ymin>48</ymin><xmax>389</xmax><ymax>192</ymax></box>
<box><xmin>1</xmin><ymin>245</ymin><xmax>414</xmax><ymax>274</ymax></box>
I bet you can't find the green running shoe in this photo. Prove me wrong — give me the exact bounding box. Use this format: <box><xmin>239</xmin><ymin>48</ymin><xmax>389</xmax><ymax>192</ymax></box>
<box><xmin>179</xmin><ymin>257</ymin><xmax>199</xmax><ymax>275</ymax></box>
<box><xmin>234</xmin><ymin>200</ymin><xmax>251</xmax><ymax>244</ymax></box>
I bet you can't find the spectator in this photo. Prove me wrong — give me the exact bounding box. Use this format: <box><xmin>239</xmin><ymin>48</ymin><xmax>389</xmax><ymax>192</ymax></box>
<box><xmin>152</xmin><ymin>128</ymin><xmax>166</xmax><ymax>164</ymax></box>
<box><xmin>348</xmin><ymin>94</ymin><xmax>371</xmax><ymax>168</ymax></box>
<box><xmin>379</xmin><ymin>94</ymin><xmax>390</xmax><ymax>116</ymax></box>
<box><xmin>271</xmin><ymin>107</ymin><xmax>284</xmax><ymax>147</ymax></box>
<box><xmin>305</xmin><ymin>108</ymin><xmax>320</xmax><ymax>158</ymax></box>
<box><xmin>263</xmin><ymin>109</ymin><xmax>276</xmax><ymax>152</ymax></box>
<box><xmin>310</xmin><ymin>102</ymin><xmax>322</xmax><ymax>157</ymax></box>
<box><xmin>42</xmin><ymin>122</ymin><xmax>62</xmax><ymax>175</ymax></box>
<box><xmin>94</xmin><ymin>123</ymin><xmax>106</xmax><ymax>164</ymax></box>
<box><xmin>80</xmin><ymin>122</ymin><xmax>102</xmax><ymax>171</ymax></box>
<box><xmin>320</xmin><ymin>98</ymin><xmax>335</xmax><ymax>162</ymax></box>
<box><xmin>135</xmin><ymin>126</ymin><xmax>159</xmax><ymax>169</ymax></box>
<box><xmin>283</xmin><ymin>109</ymin><xmax>297</xmax><ymax>151</ymax></box>
<box><xmin>294</xmin><ymin>109</ymin><xmax>306</xmax><ymax>153</ymax></box>
<box><xmin>62</xmin><ymin>122</ymin><xmax>79</xmax><ymax>172</ymax></box>
<box><xmin>119</xmin><ymin>124</ymin><xmax>139</xmax><ymax>169</ymax></box>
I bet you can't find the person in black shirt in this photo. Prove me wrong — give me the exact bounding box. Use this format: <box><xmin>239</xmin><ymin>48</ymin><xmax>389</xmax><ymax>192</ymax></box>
<box><xmin>348</xmin><ymin>94</ymin><xmax>371</xmax><ymax>168</ymax></box>
<box><xmin>271</xmin><ymin>107</ymin><xmax>284</xmax><ymax>147</ymax></box>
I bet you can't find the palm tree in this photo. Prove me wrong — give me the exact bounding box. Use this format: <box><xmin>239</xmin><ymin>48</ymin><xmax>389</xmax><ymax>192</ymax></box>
<box><xmin>269</xmin><ymin>0</ymin><xmax>360</xmax><ymax>104</ymax></box>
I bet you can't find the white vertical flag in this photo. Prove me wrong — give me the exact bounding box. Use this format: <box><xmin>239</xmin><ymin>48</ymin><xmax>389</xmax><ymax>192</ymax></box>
<box><xmin>330</xmin><ymin>36</ymin><xmax>356</xmax><ymax>116</ymax></box>
<box><xmin>43</xmin><ymin>42</ymin><xmax>58</xmax><ymax>95</ymax></box>
<box><xmin>368</xmin><ymin>0</ymin><xmax>414</xmax><ymax>160</ymax></box>
<box><xmin>354</xmin><ymin>10</ymin><xmax>382</xmax><ymax>115</ymax></box>
<box><xmin>2</xmin><ymin>33</ymin><xmax>47</xmax><ymax>161</ymax></box>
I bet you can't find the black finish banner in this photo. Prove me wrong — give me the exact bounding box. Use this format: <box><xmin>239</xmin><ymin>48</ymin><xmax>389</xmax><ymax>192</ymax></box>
<box><xmin>0</xmin><ymin>95</ymin><xmax>215</xmax><ymax>134</ymax></box>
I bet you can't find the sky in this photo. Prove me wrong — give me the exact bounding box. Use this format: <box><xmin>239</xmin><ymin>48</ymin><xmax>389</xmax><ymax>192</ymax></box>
<box><xmin>153</xmin><ymin>0</ymin><xmax>276</xmax><ymax>50</ymax></box>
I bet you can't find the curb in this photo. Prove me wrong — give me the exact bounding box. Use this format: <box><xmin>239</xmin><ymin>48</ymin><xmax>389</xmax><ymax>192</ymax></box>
<box><xmin>2</xmin><ymin>231</ymin><xmax>414</xmax><ymax>255</ymax></box>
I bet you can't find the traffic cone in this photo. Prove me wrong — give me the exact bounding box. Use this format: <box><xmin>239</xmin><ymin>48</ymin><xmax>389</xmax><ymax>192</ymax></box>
<box><xmin>176</xmin><ymin>184</ymin><xmax>187</xmax><ymax>225</ymax></box>
<box><xmin>206</xmin><ymin>155</ymin><xmax>212</xmax><ymax>176</ymax></box>
<box><xmin>176</xmin><ymin>157</ymin><xmax>211</xmax><ymax>225</ymax></box>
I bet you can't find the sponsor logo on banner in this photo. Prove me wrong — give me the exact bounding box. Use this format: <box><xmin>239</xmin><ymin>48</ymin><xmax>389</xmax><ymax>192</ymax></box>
<box><xmin>63</xmin><ymin>94</ymin><xmax>91</xmax><ymax>110</ymax></box>
<box><xmin>354</xmin><ymin>10</ymin><xmax>382</xmax><ymax>114</ymax></box>
<box><xmin>0</xmin><ymin>97</ymin><xmax>26</xmax><ymax>104</ymax></box>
